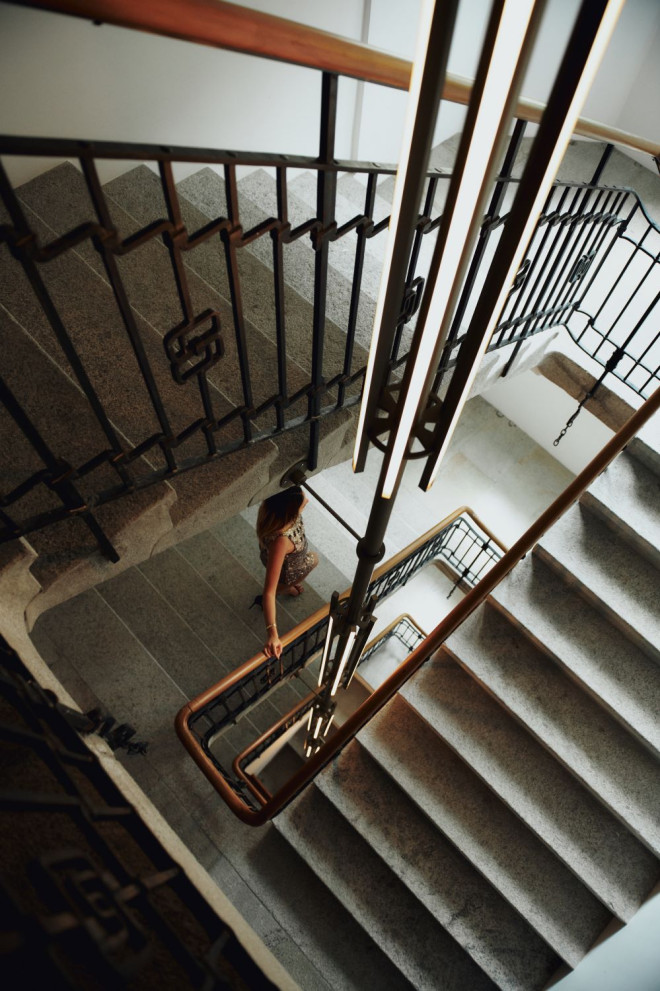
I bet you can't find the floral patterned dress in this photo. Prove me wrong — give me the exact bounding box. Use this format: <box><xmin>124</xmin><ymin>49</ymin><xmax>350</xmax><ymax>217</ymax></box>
<box><xmin>259</xmin><ymin>515</ymin><xmax>317</xmax><ymax>586</ymax></box>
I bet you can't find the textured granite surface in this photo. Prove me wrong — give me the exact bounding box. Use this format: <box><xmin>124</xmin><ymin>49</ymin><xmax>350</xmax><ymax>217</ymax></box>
<box><xmin>318</xmin><ymin>740</ymin><xmax>560</xmax><ymax>990</ymax></box>
<box><xmin>446</xmin><ymin>604</ymin><xmax>660</xmax><ymax>856</ymax></box>
<box><xmin>538</xmin><ymin>504</ymin><xmax>660</xmax><ymax>664</ymax></box>
<box><xmin>358</xmin><ymin>696</ymin><xmax>610</xmax><ymax>966</ymax></box>
<box><xmin>582</xmin><ymin>450</ymin><xmax>660</xmax><ymax>570</ymax></box>
<box><xmin>403</xmin><ymin>643</ymin><xmax>658</xmax><ymax>921</ymax></box>
<box><xmin>491</xmin><ymin>553</ymin><xmax>660</xmax><ymax>758</ymax></box>
<box><xmin>277</xmin><ymin>784</ymin><xmax>497</xmax><ymax>991</ymax></box>
<box><xmin>178</xmin><ymin>166</ymin><xmax>372</xmax><ymax>371</ymax></box>
<box><xmin>7</xmin><ymin>166</ymin><xmax>276</xmax><ymax>541</ymax></box>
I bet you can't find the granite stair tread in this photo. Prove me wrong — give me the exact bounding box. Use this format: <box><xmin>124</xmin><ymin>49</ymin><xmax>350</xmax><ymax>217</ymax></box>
<box><xmin>581</xmin><ymin>449</ymin><xmax>660</xmax><ymax>569</ymax></box>
<box><xmin>537</xmin><ymin>504</ymin><xmax>660</xmax><ymax>663</ymax></box>
<box><xmin>445</xmin><ymin>604</ymin><xmax>660</xmax><ymax>855</ymax></box>
<box><xmin>490</xmin><ymin>554</ymin><xmax>660</xmax><ymax>758</ymax></box>
<box><xmin>317</xmin><ymin>740</ymin><xmax>561</xmax><ymax>990</ymax></box>
<box><xmin>176</xmin><ymin>165</ymin><xmax>371</xmax><ymax>374</ymax></box>
<box><xmin>7</xmin><ymin>166</ymin><xmax>277</xmax><ymax>548</ymax></box>
<box><xmin>30</xmin><ymin>585</ymin><xmax>187</xmax><ymax>740</ymax></box>
<box><xmin>629</xmin><ymin>418</ymin><xmax>660</xmax><ymax>477</ymax></box>
<box><xmin>279</xmin><ymin>170</ymin><xmax>387</xmax><ymax>303</ymax></box>
<box><xmin>0</xmin><ymin>304</ymin><xmax>175</xmax><ymax>605</ymax></box>
<box><xmin>276</xmin><ymin>784</ymin><xmax>498</xmax><ymax>991</ymax></box>
<box><xmin>358</xmin><ymin>696</ymin><xmax>611</xmax><ymax>965</ymax></box>
<box><xmin>139</xmin><ymin>163</ymin><xmax>364</xmax><ymax>473</ymax></box>
<box><xmin>400</xmin><ymin>645</ymin><xmax>659</xmax><ymax>920</ymax></box>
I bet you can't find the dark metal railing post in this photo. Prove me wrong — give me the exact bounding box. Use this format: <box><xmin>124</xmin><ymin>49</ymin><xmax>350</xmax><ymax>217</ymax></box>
<box><xmin>272</xmin><ymin>166</ymin><xmax>289</xmax><ymax>430</ymax></box>
<box><xmin>223</xmin><ymin>163</ymin><xmax>256</xmax><ymax>444</ymax></box>
<box><xmin>308</xmin><ymin>72</ymin><xmax>339</xmax><ymax>471</ymax></box>
<box><xmin>437</xmin><ymin>118</ymin><xmax>527</xmax><ymax>389</ymax></box>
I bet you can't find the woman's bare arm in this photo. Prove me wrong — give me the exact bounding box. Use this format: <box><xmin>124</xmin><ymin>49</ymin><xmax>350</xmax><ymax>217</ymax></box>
<box><xmin>262</xmin><ymin>535</ymin><xmax>291</xmax><ymax>658</ymax></box>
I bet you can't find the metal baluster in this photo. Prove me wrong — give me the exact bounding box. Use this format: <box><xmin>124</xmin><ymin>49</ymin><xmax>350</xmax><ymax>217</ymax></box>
<box><xmin>79</xmin><ymin>157</ymin><xmax>178</xmax><ymax>473</ymax></box>
<box><xmin>272</xmin><ymin>167</ymin><xmax>289</xmax><ymax>431</ymax></box>
<box><xmin>339</xmin><ymin>172</ymin><xmax>377</xmax><ymax>409</ymax></box>
<box><xmin>223</xmin><ymin>164</ymin><xmax>255</xmax><ymax>444</ymax></box>
<box><xmin>571</xmin><ymin>194</ymin><xmax>638</xmax><ymax>346</ymax></box>
<box><xmin>0</xmin><ymin>372</ymin><xmax>118</xmax><ymax>561</ymax></box>
<box><xmin>391</xmin><ymin>175</ymin><xmax>438</xmax><ymax>364</ymax></box>
<box><xmin>435</xmin><ymin>119</ymin><xmax>527</xmax><ymax>392</ymax></box>
<box><xmin>309</xmin><ymin>72</ymin><xmax>339</xmax><ymax>471</ymax></box>
<box><xmin>159</xmin><ymin>161</ymin><xmax>217</xmax><ymax>455</ymax></box>
<box><xmin>0</xmin><ymin>160</ymin><xmax>133</xmax><ymax>489</ymax></box>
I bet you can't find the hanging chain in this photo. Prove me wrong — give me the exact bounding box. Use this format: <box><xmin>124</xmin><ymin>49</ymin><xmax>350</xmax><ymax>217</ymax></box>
<box><xmin>553</xmin><ymin>345</ymin><xmax>626</xmax><ymax>446</ymax></box>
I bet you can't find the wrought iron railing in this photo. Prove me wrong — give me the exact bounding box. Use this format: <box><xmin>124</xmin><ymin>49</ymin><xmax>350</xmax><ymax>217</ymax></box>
<box><xmin>230</xmin><ymin>614</ymin><xmax>427</xmax><ymax>805</ymax></box>
<box><xmin>0</xmin><ymin>632</ymin><xmax>280</xmax><ymax>988</ymax></box>
<box><xmin>1</xmin><ymin>123</ymin><xmax>658</xmax><ymax>560</ymax></box>
<box><xmin>176</xmin><ymin>507</ymin><xmax>505</xmax><ymax>812</ymax></box>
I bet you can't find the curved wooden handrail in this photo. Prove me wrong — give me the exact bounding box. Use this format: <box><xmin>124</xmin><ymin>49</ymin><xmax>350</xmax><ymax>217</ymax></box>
<box><xmin>177</xmin><ymin>387</ymin><xmax>660</xmax><ymax>825</ymax></box>
<box><xmin>15</xmin><ymin>0</ymin><xmax>660</xmax><ymax>158</ymax></box>
<box><xmin>231</xmin><ymin>611</ymin><xmax>428</xmax><ymax>799</ymax></box>
<box><xmin>175</xmin><ymin>505</ymin><xmax>504</xmax><ymax>818</ymax></box>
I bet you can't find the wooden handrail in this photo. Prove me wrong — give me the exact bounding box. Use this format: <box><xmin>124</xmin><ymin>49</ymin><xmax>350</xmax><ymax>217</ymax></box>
<box><xmin>177</xmin><ymin>387</ymin><xmax>660</xmax><ymax>825</ymax></box>
<box><xmin>231</xmin><ymin>611</ymin><xmax>427</xmax><ymax>799</ymax></box>
<box><xmin>13</xmin><ymin>0</ymin><xmax>660</xmax><ymax>158</ymax></box>
<box><xmin>175</xmin><ymin>505</ymin><xmax>504</xmax><ymax>818</ymax></box>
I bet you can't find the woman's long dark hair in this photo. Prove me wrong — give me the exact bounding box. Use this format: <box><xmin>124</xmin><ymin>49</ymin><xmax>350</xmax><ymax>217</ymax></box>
<box><xmin>257</xmin><ymin>486</ymin><xmax>305</xmax><ymax>544</ymax></box>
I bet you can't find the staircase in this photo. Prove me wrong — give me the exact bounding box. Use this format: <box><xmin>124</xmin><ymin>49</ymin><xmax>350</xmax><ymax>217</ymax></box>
<box><xmin>274</xmin><ymin>423</ymin><xmax>660</xmax><ymax>990</ymax></box>
<box><xmin>2</xmin><ymin>139</ymin><xmax>660</xmax><ymax>989</ymax></box>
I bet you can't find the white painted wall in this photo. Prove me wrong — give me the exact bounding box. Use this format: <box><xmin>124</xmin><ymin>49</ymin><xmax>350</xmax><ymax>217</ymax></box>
<box><xmin>356</xmin><ymin>0</ymin><xmax>660</xmax><ymax>166</ymax></box>
<box><xmin>0</xmin><ymin>0</ymin><xmax>362</xmax><ymax>185</ymax></box>
<box><xmin>1</xmin><ymin>0</ymin><xmax>658</xmax><ymax>187</ymax></box>
<box><xmin>555</xmin><ymin>892</ymin><xmax>660</xmax><ymax>991</ymax></box>
<box><xmin>612</xmin><ymin>0</ymin><xmax>660</xmax><ymax>169</ymax></box>
<box><xmin>483</xmin><ymin>369</ymin><xmax>614</xmax><ymax>475</ymax></box>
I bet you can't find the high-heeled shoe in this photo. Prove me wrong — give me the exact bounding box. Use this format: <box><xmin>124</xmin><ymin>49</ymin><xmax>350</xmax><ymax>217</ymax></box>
<box><xmin>250</xmin><ymin>594</ymin><xmax>263</xmax><ymax>610</ymax></box>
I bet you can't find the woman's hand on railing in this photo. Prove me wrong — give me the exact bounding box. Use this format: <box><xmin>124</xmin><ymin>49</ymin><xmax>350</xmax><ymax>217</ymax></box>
<box><xmin>264</xmin><ymin>631</ymin><xmax>282</xmax><ymax>659</ymax></box>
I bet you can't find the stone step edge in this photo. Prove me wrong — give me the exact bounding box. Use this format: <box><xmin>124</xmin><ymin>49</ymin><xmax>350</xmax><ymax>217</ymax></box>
<box><xmin>274</xmin><ymin>787</ymin><xmax>486</xmax><ymax>989</ymax></box>
<box><xmin>534</xmin><ymin>535</ymin><xmax>660</xmax><ymax>667</ymax></box>
<box><xmin>581</xmin><ymin>486</ymin><xmax>660</xmax><ymax>572</ymax></box>
<box><xmin>358</xmin><ymin>699</ymin><xmax>596</xmax><ymax>966</ymax></box>
<box><xmin>487</xmin><ymin>588</ymin><xmax>660</xmax><ymax>764</ymax></box>
<box><xmin>314</xmin><ymin>743</ymin><xmax>559</xmax><ymax>989</ymax></box>
<box><xmin>427</xmin><ymin>641</ymin><xmax>657</xmax><ymax>923</ymax></box>
<box><xmin>440</xmin><ymin>638</ymin><xmax>660</xmax><ymax>862</ymax></box>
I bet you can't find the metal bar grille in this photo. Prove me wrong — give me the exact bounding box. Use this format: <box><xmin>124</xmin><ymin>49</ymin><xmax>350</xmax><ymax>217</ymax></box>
<box><xmin>0</xmin><ymin>634</ymin><xmax>277</xmax><ymax>989</ymax></box>
<box><xmin>1</xmin><ymin>133</ymin><xmax>658</xmax><ymax>558</ymax></box>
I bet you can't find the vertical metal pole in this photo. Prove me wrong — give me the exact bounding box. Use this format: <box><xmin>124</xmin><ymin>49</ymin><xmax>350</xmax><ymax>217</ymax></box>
<box><xmin>437</xmin><ymin>119</ymin><xmax>527</xmax><ymax>389</ymax></box>
<box><xmin>308</xmin><ymin>72</ymin><xmax>338</xmax><ymax>471</ymax></box>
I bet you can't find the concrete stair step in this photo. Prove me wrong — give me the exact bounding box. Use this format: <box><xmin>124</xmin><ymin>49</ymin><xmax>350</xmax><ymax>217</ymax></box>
<box><xmin>629</xmin><ymin>411</ymin><xmax>660</xmax><ymax>479</ymax></box>
<box><xmin>176</xmin><ymin>165</ymin><xmax>372</xmax><ymax>372</ymax></box>
<box><xmin>276</xmin><ymin>784</ymin><xmax>497</xmax><ymax>991</ymax></box>
<box><xmin>358</xmin><ymin>695</ymin><xmax>610</xmax><ymax>966</ymax></box>
<box><xmin>490</xmin><ymin>554</ymin><xmax>660</xmax><ymax>759</ymax></box>
<box><xmin>236</xmin><ymin>167</ymin><xmax>377</xmax><ymax>351</ymax></box>
<box><xmin>118</xmin><ymin>162</ymin><xmax>362</xmax><ymax>492</ymax></box>
<box><xmin>5</xmin><ymin>166</ymin><xmax>277</xmax><ymax>554</ymax></box>
<box><xmin>317</xmin><ymin>740</ymin><xmax>561</xmax><ymax>990</ymax></box>
<box><xmin>287</xmin><ymin>169</ymin><xmax>387</xmax><ymax>293</ymax></box>
<box><xmin>401</xmin><ymin>643</ymin><xmax>659</xmax><ymax>921</ymax></box>
<box><xmin>30</xmin><ymin>585</ymin><xmax>187</xmax><ymax>740</ymax></box>
<box><xmin>0</xmin><ymin>306</ymin><xmax>177</xmax><ymax>622</ymax></box>
<box><xmin>446</xmin><ymin>604</ymin><xmax>660</xmax><ymax>857</ymax></box>
<box><xmin>581</xmin><ymin>450</ymin><xmax>660</xmax><ymax>570</ymax></box>
<box><xmin>136</xmin><ymin>728</ymin><xmax>414</xmax><ymax>991</ymax></box>
<box><xmin>537</xmin><ymin>504</ymin><xmax>660</xmax><ymax>664</ymax></box>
